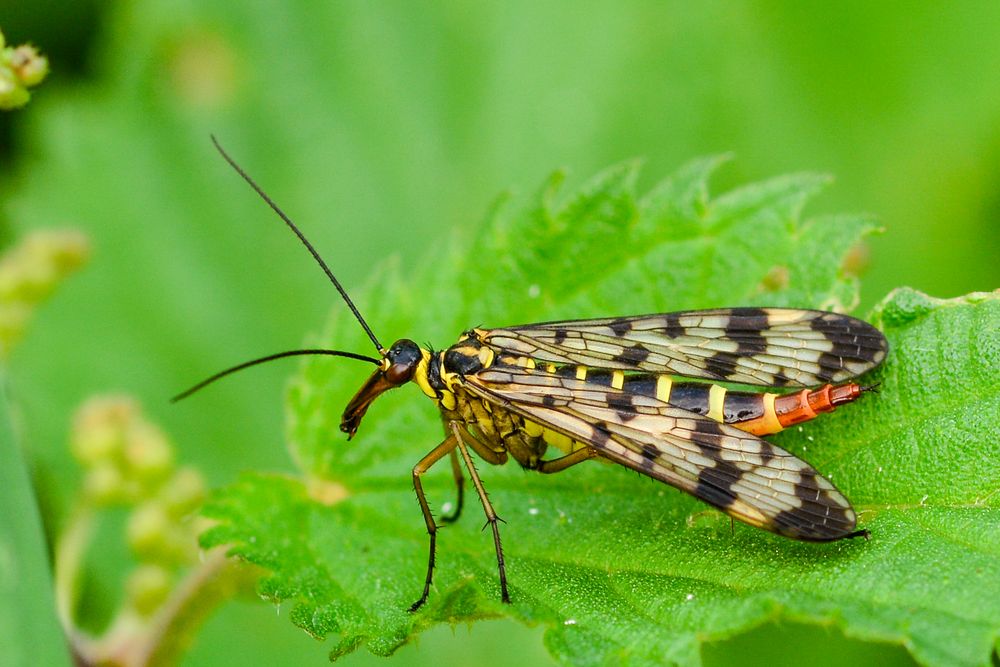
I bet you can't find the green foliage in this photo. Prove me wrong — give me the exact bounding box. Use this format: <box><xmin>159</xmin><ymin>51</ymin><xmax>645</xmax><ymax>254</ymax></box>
<box><xmin>0</xmin><ymin>386</ymin><xmax>73</xmax><ymax>667</ymax></box>
<box><xmin>5</xmin><ymin>4</ymin><xmax>999</xmax><ymax>666</ymax></box>
<box><xmin>203</xmin><ymin>160</ymin><xmax>1000</xmax><ymax>666</ymax></box>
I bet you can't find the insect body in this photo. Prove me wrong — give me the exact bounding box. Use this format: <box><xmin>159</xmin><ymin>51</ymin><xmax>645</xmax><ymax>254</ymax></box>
<box><xmin>179</xmin><ymin>138</ymin><xmax>888</xmax><ymax>612</ymax></box>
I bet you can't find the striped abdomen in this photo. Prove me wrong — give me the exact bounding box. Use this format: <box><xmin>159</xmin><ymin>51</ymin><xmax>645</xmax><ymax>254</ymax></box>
<box><xmin>511</xmin><ymin>359</ymin><xmax>866</xmax><ymax>436</ymax></box>
<box><xmin>654</xmin><ymin>380</ymin><xmax>865</xmax><ymax>436</ymax></box>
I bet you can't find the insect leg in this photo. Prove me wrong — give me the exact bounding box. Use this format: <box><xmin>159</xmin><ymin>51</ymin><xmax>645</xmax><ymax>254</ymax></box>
<box><xmin>536</xmin><ymin>447</ymin><xmax>597</xmax><ymax>474</ymax></box>
<box><xmin>409</xmin><ymin>434</ymin><xmax>459</xmax><ymax>612</ymax></box>
<box><xmin>447</xmin><ymin>420</ymin><xmax>511</xmax><ymax>604</ymax></box>
<box><xmin>439</xmin><ymin>419</ymin><xmax>510</xmax><ymax>522</ymax></box>
<box><xmin>453</xmin><ymin>423</ymin><xmax>508</xmax><ymax>466</ymax></box>
<box><xmin>440</xmin><ymin>449</ymin><xmax>465</xmax><ymax>524</ymax></box>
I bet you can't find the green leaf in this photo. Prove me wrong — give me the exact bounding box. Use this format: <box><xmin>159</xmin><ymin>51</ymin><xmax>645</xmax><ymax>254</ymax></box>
<box><xmin>0</xmin><ymin>383</ymin><xmax>74</xmax><ymax>667</ymax></box>
<box><xmin>204</xmin><ymin>160</ymin><xmax>999</xmax><ymax>666</ymax></box>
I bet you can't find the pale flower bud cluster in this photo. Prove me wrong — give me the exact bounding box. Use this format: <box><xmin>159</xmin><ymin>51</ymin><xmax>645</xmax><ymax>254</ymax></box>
<box><xmin>0</xmin><ymin>229</ymin><xmax>88</xmax><ymax>359</ymax></box>
<box><xmin>0</xmin><ymin>28</ymin><xmax>49</xmax><ymax>110</ymax></box>
<box><xmin>70</xmin><ymin>396</ymin><xmax>207</xmax><ymax>617</ymax></box>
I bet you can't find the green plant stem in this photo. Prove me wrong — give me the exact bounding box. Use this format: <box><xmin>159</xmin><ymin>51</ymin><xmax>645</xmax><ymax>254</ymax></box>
<box><xmin>54</xmin><ymin>506</ymin><xmax>95</xmax><ymax>632</ymax></box>
<box><xmin>140</xmin><ymin>550</ymin><xmax>254</xmax><ymax>667</ymax></box>
<box><xmin>64</xmin><ymin>548</ymin><xmax>254</xmax><ymax>667</ymax></box>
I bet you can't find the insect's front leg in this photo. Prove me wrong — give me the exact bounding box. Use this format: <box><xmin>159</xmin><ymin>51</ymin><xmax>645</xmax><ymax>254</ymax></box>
<box><xmin>409</xmin><ymin>434</ymin><xmax>459</xmax><ymax>612</ymax></box>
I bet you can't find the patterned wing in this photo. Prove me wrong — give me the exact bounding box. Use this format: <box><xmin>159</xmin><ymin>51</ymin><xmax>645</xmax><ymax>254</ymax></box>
<box><xmin>481</xmin><ymin>307</ymin><xmax>887</xmax><ymax>387</ymax></box>
<box><xmin>462</xmin><ymin>365</ymin><xmax>860</xmax><ymax>541</ymax></box>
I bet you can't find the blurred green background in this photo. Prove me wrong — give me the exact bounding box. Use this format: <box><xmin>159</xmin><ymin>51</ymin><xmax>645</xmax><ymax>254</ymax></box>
<box><xmin>1</xmin><ymin>1</ymin><xmax>997</xmax><ymax>666</ymax></box>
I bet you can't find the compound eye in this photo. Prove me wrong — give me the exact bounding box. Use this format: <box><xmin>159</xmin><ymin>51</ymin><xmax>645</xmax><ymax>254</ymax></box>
<box><xmin>385</xmin><ymin>360</ymin><xmax>415</xmax><ymax>385</ymax></box>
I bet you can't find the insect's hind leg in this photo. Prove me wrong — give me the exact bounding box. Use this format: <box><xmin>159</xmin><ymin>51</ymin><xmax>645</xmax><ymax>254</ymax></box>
<box><xmin>409</xmin><ymin>434</ymin><xmax>459</xmax><ymax>612</ymax></box>
<box><xmin>536</xmin><ymin>447</ymin><xmax>597</xmax><ymax>474</ymax></box>
<box><xmin>439</xmin><ymin>449</ymin><xmax>465</xmax><ymax>524</ymax></box>
<box><xmin>447</xmin><ymin>420</ymin><xmax>511</xmax><ymax>604</ymax></box>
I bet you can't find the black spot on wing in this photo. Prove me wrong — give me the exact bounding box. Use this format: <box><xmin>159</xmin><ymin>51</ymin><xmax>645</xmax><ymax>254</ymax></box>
<box><xmin>695</xmin><ymin>418</ymin><xmax>740</xmax><ymax>452</ymax></box>
<box><xmin>637</xmin><ymin>443</ymin><xmax>661</xmax><ymax>470</ymax></box>
<box><xmin>691</xmin><ymin>415</ymin><xmax>726</xmax><ymax>436</ymax></box>
<box><xmin>732</xmin><ymin>336</ymin><xmax>768</xmax><ymax>357</ymax></box>
<box><xmin>726</xmin><ymin>307</ymin><xmax>770</xmax><ymax>332</ymax></box>
<box><xmin>693</xmin><ymin>459</ymin><xmax>743</xmax><ymax>512</ymax></box>
<box><xmin>770</xmin><ymin>372</ymin><xmax>793</xmax><ymax>387</ymax></box>
<box><xmin>701</xmin><ymin>351</ymin><xmax>742</xmax><ymax>380</ymax></box>
<box><xmin>661</xmin><ymin>313</ymin><xmax>685</xmax><ymax>339</ymax></box>
<box><xmin>771</xmin><ymin>506</ymin><xmax>856</xmax><ymax>541</ymax></box>
<box><xmin>795</xmin><ymin>470</ymin><xmax>821</xmax><ymax>501</ymax></box>
<box><xmin>815</xmin><ymin>352</ymin><xmax>845</xmax><ymax>381</ymax></box>
<box><xmin>757</xmin><ymin>441</ymin><xmax>776</xmax><ymax>466</ymax></box>
<box><xmin>687</xmin><ymin>417</ymin><xmax>731</xmax><ymax>454</ymax></box>
<box><xmin>807</xmin><ymin>313</ymin><xmax>866</xmax><ymax>334</ymax></box>
<box><xmin>809</xmin><ymin>313</ymin><xmax>888</xmax><ymax>365</ymax></box>
<box><xmin>553</xmin><ymin>329</ymin><xmax>568</xmax><ymax>344</ymax></box>
<box><xmin>612</xmin><ymin>345</ymin><xmax>651</xmax><ymax>365</ymax></box>
<box><xmin>816</xmin><ymin>337</ymin><xmax>885</xmax><ymax>376</ymax></box>
<box><xmin>606</xmin><ymin>393</ymin><xmax>637</xmax><ymax>422</ymax></box>
<box><xmin>590</xmin><ymin>427</ymin><xmax>611</xmax><ymax>446</ymax></box>
<box><xmin>609</xmin><ymin>319</ymin><xmax>632</xmax><ymax>336</ymax></box>
<box><xmin>725</xmin><ymin>310</ymin><xmax>769</xmax><ymax>357</ymax></box>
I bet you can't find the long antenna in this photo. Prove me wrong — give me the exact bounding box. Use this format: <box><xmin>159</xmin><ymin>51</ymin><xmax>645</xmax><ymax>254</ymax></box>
<box><xmin>171</xmin><ymin>348</ymin><xmax>379</xmax><ymax>402</ymax></box>
<box><xmin>211</xmin><ymin>135</ymin><xmax>385</xmax><ymax>354</ymax></box>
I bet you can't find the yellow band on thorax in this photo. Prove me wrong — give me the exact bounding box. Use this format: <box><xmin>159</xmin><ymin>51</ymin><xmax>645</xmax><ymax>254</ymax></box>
<box><xmin>413</xmin><ymin>350</ymin><xmax>437</xmax><ymax>399</ymax></box>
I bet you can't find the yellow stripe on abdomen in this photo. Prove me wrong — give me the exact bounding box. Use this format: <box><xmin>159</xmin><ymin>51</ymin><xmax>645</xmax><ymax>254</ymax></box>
<box><xmin>707</xmin><ymin>384</ymin><xmax>727</xmax><ymax>423</ymax></box>
<box><xmin>542</xmin><ymin>427</ymin><xmax>577</xmax><ymax>454</ymax></box>
<box><xmin>611</xmin><ymin>370</ymin><xmax>624</xmax><ymax>390</ymax></box>
<box><xmin>734</xmin><ymin>392</ymin><xmax>783</xmax><ymax>436</ymax></box>
<box><xmin>656</xmin><ymin>375</ymin><xmax>673</xmax><ymax>402</ymax></box>
<box><xmin>523</xmin><ymin>418</ymin><xmax>544</xmax><ymax>438</ymax></box>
